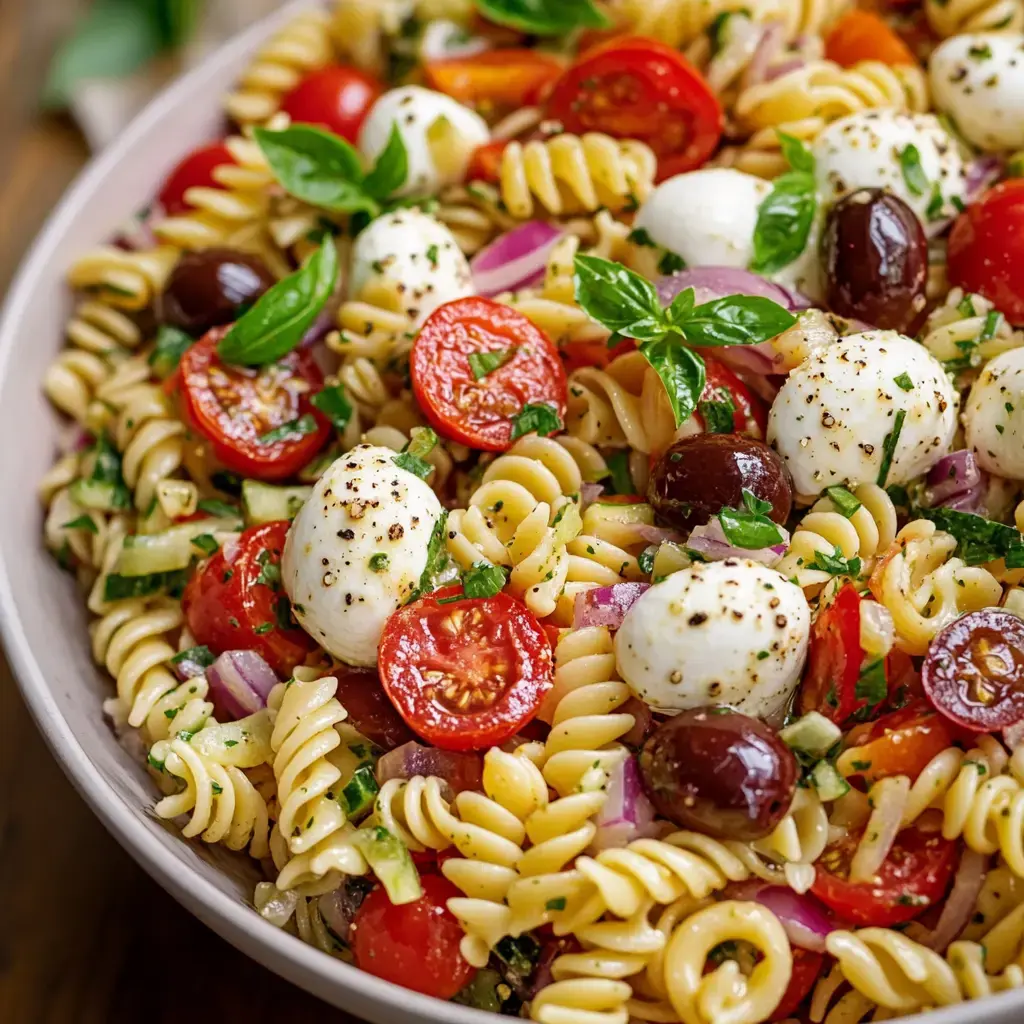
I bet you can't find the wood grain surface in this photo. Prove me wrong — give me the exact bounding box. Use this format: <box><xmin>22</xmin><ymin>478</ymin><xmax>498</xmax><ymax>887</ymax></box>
<box><xmin>0</xmin><ymin>3</ymin><xmax>350</xmax><ymax>1020</ymax></box>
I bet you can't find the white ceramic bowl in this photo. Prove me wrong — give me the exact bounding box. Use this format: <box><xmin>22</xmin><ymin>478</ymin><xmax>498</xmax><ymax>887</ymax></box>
<box><xmin>1</xmin><ymin>5</ymin><xmax>1021</xmax><ymax>1024</ymax></box>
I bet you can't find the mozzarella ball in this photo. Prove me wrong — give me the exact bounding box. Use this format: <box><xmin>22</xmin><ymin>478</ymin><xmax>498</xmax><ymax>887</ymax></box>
<box><xmin>282</xmin><ymin>445</ymin><xmax>444</xmax><ymax>667</ymax></box>
<box><xmin>813</xmin><ymin>111</ymin><xmax>967</xmax><ymax>235</ymax></box>
<box><xmin>931</xmin><ymin>34</ymin><xmax>1024</xmax><ymax>152</ymax></box>
<box><xmin>615</xmin><ymin>559</ymin><xmax>811</xmax><ymax>722</ymax></box>
<box><xmin>964</xmin><ymin>347</ymin><xmax>1024</xmax><ymax>479</ymax></box>
<box><xmin>768</xmin><ymin>330</ymin><xmax>958</xmax><ymax>496</ymax></box>
<box><xmin>359</xmin><ymin>85</ymin><xmax>489</xmax><ymax>197</ymax></box>
<box><xmin>349</xmin><ymin>209</ymin><xmax>472</xmax><ymax>325</ymax></box>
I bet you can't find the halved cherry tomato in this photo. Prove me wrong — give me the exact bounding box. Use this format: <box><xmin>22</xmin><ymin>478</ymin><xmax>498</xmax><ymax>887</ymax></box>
<box><xmin>466</xmin><ymin>140</ymin><xmax>507</xmax><ymax>183</ymax></box>
<box><xmin>157</xmin><ymin>141</ymin><xmax>236</xmax><ymax>216</ymax></box>
<box><xmin>182</xmin><ymin>520</ymin><xmax>316</xmax><ymax>682</ymax></box>
<box><xmin>410</xmin><ymin>297</ymin><xmax>567</xmax><ymax>451</ymax></box>
<box><xmin>698</xmin><ymin>356</ymin><xmax>769</xmax><ymax>436</ymax></box>
<box><xmin>177</xmin><ymin>326</ymin><xmax>332</xmax><ymax>482</ymax></box>
<box><xmin>352</xmin><ymin>875</ymin><xmax>475</xmax><ymax>999</ymax></box>
<box><xmin>922</xmin><ymin>608</ymin><xmax>1024</xmax><ymax>732</ymax></box>
<box><xmin>769</xmin><ymin>948</ymin><xmax>824</xmax><ymax>1022</ymax></box>
<box><xmin>811</xmin><ymin>826</ymin><xmax>956</xmax><ymax>927</ymax></box>
<box><xmin>279</xmin><ymin>65</ymin><xmax>383</xmax><ymax>143</ymax></box>
<box><xmin>824</xmin><ymin>10</ymin><xmax>915</xmax><ymax>67</ymax></box>
<box><xmin>378</xmin><ymin>585</ymin><xmax>554</xmax><ymax>751</ymax></box>
<box><xmin>844</xmin><ymin>703</ymin><xmax>955</xmax><ymax>784</ymax></box>
<box><xmin>425</xmin><ymin>49</ymin><xmax>564</xmax><ymax>111</ymax></box>
<box><xmin>948</xmin><ymin>180</ymin><xmax>1024</xmax><ymax>325</ymax></box>
<box><xmin>799</xmin><ymin>583</ymin><xmax>863</xmax><ymax>723</ymax></box>
<box><xmin>545</xmin><ymin>37</ymin><xmax>723</xmax><ymax>179</ymax></box>
<box><xmin>332</xmin><ymin>665</ymin><xmax>415</xmax><ymax>751</ymax></box>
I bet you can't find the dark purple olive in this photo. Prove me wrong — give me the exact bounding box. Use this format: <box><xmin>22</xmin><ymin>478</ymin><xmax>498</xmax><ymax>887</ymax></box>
<box><xmin>647</xmin><ymin>433</ymin><xmax>792</xmax><ymax>531</ymax></box>
<box><xmin>821</xmin><ymin>188</ymin><xmax>928</xmax><ymax>333</ymax></box>
<box><xmin>161</xmin><ymin>248</ymin><xmax>276</xmax><ymax>334</ymax></box>
<box><xmin>638</xmin><ymin>709</ymin><xmax>797</xmax><ymax>840</ymax></box>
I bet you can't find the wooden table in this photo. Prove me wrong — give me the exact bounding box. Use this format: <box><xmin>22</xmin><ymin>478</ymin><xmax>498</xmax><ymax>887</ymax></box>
<box><xmin>0</xmin><ymin>4</ymin><xmax>351</xmax><ymax>1020</ymax></box>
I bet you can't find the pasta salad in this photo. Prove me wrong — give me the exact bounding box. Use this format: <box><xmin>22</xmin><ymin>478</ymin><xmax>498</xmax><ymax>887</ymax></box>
<box><xmin>38</xmin><ymin>0</ymin><xmax>1024</xmax><ymax>1021</ymax></box>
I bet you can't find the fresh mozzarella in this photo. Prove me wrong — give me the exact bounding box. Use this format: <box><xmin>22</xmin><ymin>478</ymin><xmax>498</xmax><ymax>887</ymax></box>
<box><xmin>931</xmin><ymin>34</ymin><xmax>1024</xmax><ymax>152</ymax></box>
<box><xmin>358</xmin><ymin>84</ymin><xmax>489</xmax><ymax>197</ymax></box>
<box><xmin>812</xmin><ymin>111</ymin><xmax>967</xmax><ymax>235</ymax></box>
<box><xmin>348</xmin><ymin>208</ymin><xmax>472</xmax><ymax>324</ymax></box>
<box><xmin>614</xmin><ymin>559</ymin><xmax>810</xmax><ymax>723</ymax></box>
<box><xmin>768</xmin><ymin>330</ymin><xmax>957</xmax><ymax>497</ymax></box>
<box><xmin>282</xmin><ymin>445</ymin><xmax>444</xmax><ymax>667</ymax></box>
<box><xmin>964</xmin><ymin>347</ymin><xmax>1024</xmax><ymax>478</ymax></box>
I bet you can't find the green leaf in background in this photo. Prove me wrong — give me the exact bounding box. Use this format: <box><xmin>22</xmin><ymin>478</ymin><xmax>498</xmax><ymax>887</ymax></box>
<box><xmin>475</xmin><ymin>0</ymin><xmax>609</xmax><ymax>35</ymax></box>
<box><xmin>217</xmin><ymin>237</ymin><xmax>339</xmax><ymax>366</ymax></box>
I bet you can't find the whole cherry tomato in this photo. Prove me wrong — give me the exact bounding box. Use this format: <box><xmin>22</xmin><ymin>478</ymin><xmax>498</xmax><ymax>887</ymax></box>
<box><xmin>158</xmin><ymin>141</ymin><xmax>236</xmax><ymax>216</ymax></box>
<box><xmin>280</xmin><ymin>65</ymin><xmax>383</xmax><ymax>142</ymax></box>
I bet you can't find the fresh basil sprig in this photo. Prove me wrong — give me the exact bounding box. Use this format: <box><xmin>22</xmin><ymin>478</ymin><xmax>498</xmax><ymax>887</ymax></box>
<box><xmin>253</xmin><ymin>123</ymin><xmax>408</xmax><ymax>217</ymax></box>
<box><xmin>574</xmin><ymin>254</ymin><xmax>796</xmax><ymax>427</ymax></box>
<box><xmin>217</xmin><ymin>237</ymin><xmax>338</xmax><ymax>366</ymax></box>
<box><xmin>750</xmin><ymin>131</ymin><xmax>817</xmax><ymax>275</ymax></box>
<box><xmin>718</xmin><ymin>489</ymin><xmax>786</xmax><ymax>549</ymax></box>
<box><xmin>475</xmin><ymin>0</ymin><xmax>608</xmax><ymax>35</ymax></box>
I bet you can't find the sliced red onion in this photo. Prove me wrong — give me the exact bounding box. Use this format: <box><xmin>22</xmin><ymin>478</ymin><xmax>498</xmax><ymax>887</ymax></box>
<box><xmin>173</xmin><ymin>652</ymin><xmax>210</xmax><ymax>683</ymax></box>
<box><xmin>471</xmin><ymin>221</ymin><xmax>564</xmax><ymax>297</ymax></box>
<box><xmin>764</xmin><ymin>56</ymin><xmax>808</xmax><ymax>81</ymax></box>
<box><xmin>616</xmin><ymin>522</ymin><xmax>687</xmax><ymax>546</ymax></box>
<box><xmin>686</xmin><ymin>518</ymin><xmax>788</xmax><ymax>567</ymax></box>
<box><xmin>712</xmin><ymin>342</ymin><xmax>778</xmax><ymax>377</ymax></box>
<box><xmin>726</xmin><ymin>882</ymin><xmax>834</xmax><ymax>953</ymax></box>
<box><xmin>207</xmin><ymin>650</ymin><xmax>279</xmax><ymax>721</ymax></box>
<box><xmin>966</xmin><ymin>156</ymin><xmax>1004</xmax><ymax>203</ymax></box>
<box><xmin>591</xmin><ymin>755</ymin><xmax>659</xmax><ymax>852</ymax></box>
<box><xmin>573</xmin><ymin>582</ymin><xmax>650</xmax><ymax>630</ymax></box>
<box><xmin>656</xmin><ymin>267</ymin><xmax>797</xmax><ymax>310</ymax></box>
<box><xmin>317</xmin><ymin>880</ymin><xmax>370</xmax><ymax>942</ymax></box>
<box><xmin>924</xmin><ymin>450</ymin><xmax>985</xmax><ymax>511</ymax></box>
<box><xmin>580</xmin><ymin>482</ymin><xmax>605</xmax><ymax>509</ymax></box>
<box><xmin>376</xmin><ymin>741</ymin><xmax>483</xmax><ymax>794</ymax></box>
<box><xmin>742</xmin><ymin>21</ymin><xmax>785</xmax><ymax>87</ymax></box>
<box><xmin>921</xmin><ymin>849</ymin><xmax>987</xmax><ymax>952</ymax></box>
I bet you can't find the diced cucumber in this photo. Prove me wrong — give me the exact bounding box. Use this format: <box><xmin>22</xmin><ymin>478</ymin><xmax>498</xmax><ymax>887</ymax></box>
<box><xmin>242</xmin><ymin>480</ymin><xmax>312</xmax><ymax>526</ymax></box>
<box><xmin>114</xmin><ymin>516</ymin><xmax>241</xmax><ymax>577</ymax></box>
<box><xmin>352</xmin><ymin>826</ymin><xmax>422</xmax><ymax>905</ymax></box>
<box><xmin>69</xmin><ymin>477</ymin><xmax>130</xmax><ymax>512</ymax></box>
<box><xmin>780</xmin><ymin>712</ymin><xmax>843</xmax><ymax>760</ymax></box>
<box><xmin>810</xmin><ymin>760</ymin><xmax>850</xmax><ymax>802</ymax></box>
<box><xmin>452</xmin><ymin>970</ymin><xmax>508</xmax><ymax>1013</ymax></box>
<box><xmin>340</xmin><ymin>764</ymin><xmax>379</xmax><ymax>820</ymax></box>
<box><xmin>103</xmin><ymin>568</ymin><xmax>191</xmax><ymax>602</ymax></box>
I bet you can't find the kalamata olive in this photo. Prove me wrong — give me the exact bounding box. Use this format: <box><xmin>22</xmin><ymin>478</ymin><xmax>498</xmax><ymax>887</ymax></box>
<box><xmin>647</xmin><ymin>433</ymin><xmax>792</xmax><ymax>531</ymax></box>
<box><xmin>638</xmin><ymin>708</ymin><xmax>797</xmax><ymax>840</ymax></box>
<box><xmin>821</xmin><ymin>188</ymin><xmax>928</xmax><ymax>333</ymax></box>
<box><xmin>161</xmin><ymin>248</ymin><xmax>276</xmax><ymax>333</ymax></box>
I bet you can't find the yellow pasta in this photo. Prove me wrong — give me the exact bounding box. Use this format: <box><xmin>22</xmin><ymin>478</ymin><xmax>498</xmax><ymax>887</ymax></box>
<box><xmin>66</xmin><ymin>245</ymin><xmax>179</xmax><ymax>311</ymax></box>
<box><xmin>925</xmin><ymin>0</ymin><xmax>1024</xmax><ymax>37</ymax></box>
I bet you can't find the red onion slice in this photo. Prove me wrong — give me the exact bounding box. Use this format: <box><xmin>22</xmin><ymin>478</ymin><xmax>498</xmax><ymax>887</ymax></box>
<box><xmin>206</xmin><ymin>650</ymin><xmax>279</xmax><ymax>721</ymax></box>
<box><xmin>921</xmin><ymin>849</ymin><xmax>987</xmax><ymax>952</ymax></box>
<box><xmin>924</xmin><ymin>450</ymin><xmax>985</xmax><ymax>511</ymax></box>
<box><xmin>656</xmin><ymin>267</ymin><xmax>797</xmax><ymax>310</ymax></box>
<box><xmin>376</xmin><ymin>741</ymin><xmax>484</xmax><ymax>794</ymax></box>
<box><xmin>573</xmin><ymin>582</ymin><xmax>650</xmax><ymax>630</ymax></box>
<box><xmin>726</xmin><ymin>882</ymin><xmax>834</xmax><ymax>952</ymax></box>
<box><xmin>686</xmin><ymin>518</ymin><xmax>788</xmax><ymax>567</ymax></box>
<box><xmin>591</xmin><ymin>755</ymin><xmax>659</xmax><ymax>851</ymax></box>
<box><xmin>471</xmin><ymin>221</ymin><xmax>564</xmax><ymax>297</ymax></box>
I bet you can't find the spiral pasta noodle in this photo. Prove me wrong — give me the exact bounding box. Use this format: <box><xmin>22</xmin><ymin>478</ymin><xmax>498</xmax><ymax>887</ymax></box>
<box><xmin>925</xmin><ymin>0</ymin><xmax>1024</xmax><ymax>37</ymax></box>
<box><xmin>66</xmin><ymin>245</ymin><xmax>179</xmax><ymax>311</ymax></box>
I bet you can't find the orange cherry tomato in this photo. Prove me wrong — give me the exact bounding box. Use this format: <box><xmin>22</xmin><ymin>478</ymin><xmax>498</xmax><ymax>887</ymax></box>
<box><xmin>425</xmin><ymin>49</ymin><xmax>564</xmax><ymax>110</ymax></box>
<box><xmin>844</xmin><ymin>703</ymin><xmax>955</xmax><ymax>784</ymax></box>
<box><xmin>466</xmin><ymin>139</ymin><xmax>507</xmax><ymax>183</ymax></box>
<box><xmin>824</xmin><ymin>10</ymin><xmax>915</xmax><ymax>67</ymax></box>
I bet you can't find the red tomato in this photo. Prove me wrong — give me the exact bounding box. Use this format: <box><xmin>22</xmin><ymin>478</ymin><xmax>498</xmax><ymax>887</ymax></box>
<box><xmin>811</xmin><ymin>826</ymin><xmax>957</xmax><ymax>927</ymax></box>
<box><xmin>177</xmin><ymin>327</ymin><xmax>332</xmax><ymax>482</ymax></box>
<box><xmin>798</xmin><ymin>583</ymin><xmax>863</xmax><ymax>723</ymax></box>
<box><xmin>378</xmin><ymin>586</ymin><xmax>554</xmax><ymax>751</ymax></box>
<box><xmin>279</xmin><ymin>65</ymin><xmax>383</xmax><ymax>143</ymax></box>
<box><xmin>425</xmin><ymin>49</ymin><xmax>564</xmax><ymax>110</ymax></box>
<box><xmin>466</xmin><ymin>140</ymin><xmax>507</xmax><ymax>183</ymax></box>
<box><xmin>545</xmin><ymin>37</ymin><xmax>723</xmax><ymax>179</ymax></box>
<box><xmin>410</xmin><ymin>297</ymin><xmax>567</xmax><ymax>451</ymax></box>
<box><xmin>158</xmin><ymin>141</ymin><xmax>235</xmax><ymax>216</ymax></box>
<box><xmin>332</xmin><ymin>665</ymin><xmax>415</xmax><ymax>750</ymax></box>
<box><xmin>769</xmin><ymin>948</ymin><xmax>824</xmax><ymax>1022</ymax></box>
<box><xmin>182</xmin><ymin>521</ymin><xmax>316</xmax><ymax>681</ymax></box>
<box><xmin>698</xmin><ymin>356</ymin><xmax>769</xmax><ymax>436</ymax></box>
<box><xmin>561</xmin><ymin>336</ymin><xmax>636</xmax><ymax>374</ymax></box>
<box><xmin>352</xmin><ymin>875</ymin><xmax>475</xmax><ymax>999</ymax></box>
<box><xmin>948</xmin><ymin>180</ymin><xmax>1024</xmax><ymax>325</ymax></box>
<box><xmin>844</xmin><ymin>704</ymin><xmax>955</xmax><ymax>784</ymax></box>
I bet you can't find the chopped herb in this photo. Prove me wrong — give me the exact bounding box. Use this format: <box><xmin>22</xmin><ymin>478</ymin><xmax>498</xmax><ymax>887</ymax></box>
<box><xmin>62</xmin><ymin>514</ymin><xmax>98</xmax><ymax>533</ymax></box>
<box><xmin>259</xmin><ymin>414</ymin><xmax>318</xmax><ymax>445</ymax></box>
<box><xmin>917</xmin><ymin>506</ymin><xmax>1024</xmax><ymax>567</ymax></box>
<box><xmin>311</xmin><ymin>384</ymin><xmax>353</xmax><ymax>431</ymax></box>
<box><xmin>981</xmin><ymin>309</ymin><xmax>1003</xmax><ymax>341</ymax></box>
<box><xmin>698</xmin><ymin>394</ymin><xmax>737</xmax><ymax>434</ymax></box>
<box><xmin>899</xmin><ymin>144</ymin><xmax>929</xmax><ymax>197</ymax></box>
<box><xmin>545</xmin><ymin>897</ymin><xmax>567</xmax><ymax>911</ymax></box>
<box><xmin>190</xmin><ymin>533</ymin><xmax>219</xmax><ymax>556</ymax></box>
<box><xmin>808</xmin><ymin>549</ymin><xmax>862</xmax><ymax>579</ymax></box>
<box><xmin>876</xmin><ymin>409</ymin><xmax>906</xmax><ymax>488</ymax></box>
<box><xmin>627</xmin><ymin>226</ymin><xmax>656</xmax><ymax>248</ymax></box>
<box><xmin>657</xmin><ymin>249</ymin><xmax>686</xmax><ymax>275</ymax></box>
<box><xmin>887</xmin><ymin>484</ymin><xmax>909</xmax><ymax>508</ymax></box>
<box><xmin>825</xmin><ymin>485</ymin><xmax>862</xmax><ymax>518</ymax></box>
<box><xmin>968</xmin><ymin>42</ymin><xmax>993</xmax><ymax>60</ymax></box>
<box><xmin>893</xmin><ymin>372</ymin><xmax>914</xmax><ymax>392</ymax></box>
<box><xmin>855</xmin><ymin>658</ymin><xmax>888</xmax><ymax>708</ymax></box>
<box><xmin>224</xmin><ymin>739</ymin><xmax>238</xmax><ymax>748</ymax></box>
<box><xmin>148</xmin><ymin>325</ymin><xmax>194</xmax><ymax>378</ymax></box>
<box><xmin>369</xmin><ymin>552</ymin><xmax>390</xmax><ymax>573</ymax></box>
<box><xmin>957</xmin><ymin>295</ymin><xmax>978</xmax><ymax>318</ymax></box>
<box><xmin>462</xmin><ymin>561</ymin><xmax>507</xmax><ymax>599</ymax></box>
<box><xmin>255</xmin><ymin>550</ymin><xmax>281</xmax><ymax>587</ymax></box>
<box><xmin>425</xmin><ymin>243</ymin><xmax>439</xmax><ymax>267</ymax></box>
<box><xmin>103</xmin><ymin>568</ymin><xmax>191</xmax><ymax>602</ymax></box>
<box><xmin>254</xmin><ymin>622</ymin><xmax>274</xmax><ymax>635</ymax></box>
<box><xmin>510</xmin><ymin>402</ymin><xmax>563</xmax><ymax>440</ymax></box>
<box><xmin>468</xmin><ymin>347</ymin><xmax>517</xmax><ymax>380</ymax></box>
<box><xmin>603</xmin><ymin>450</ymin><xmax>633</xmax><ymax>496</ymax></box>
<box><xmin>393</xmin><ymin>426</ymin><xmax>439</xmax><ymax>479</ymax></box>
<box><xmin>638</xmin><ymin>545</ymin><xmax>657</xmax><ymax>576</ymax></box>
<box><xmin>197</xmin><ymin>498</ymin><xmax>239</xmax><ymax>518</ymax></box>
<box><xmin>850</xmin><ymin>760</ymin><xmax>872</xmax><ymax>772</ymax></box>
<box><xmin>274</xmin><ymin>594</ymin><xmax>294</xmax><ymax>630</ymax></box>
<box><xmin>718</xmin><ymin>488</ymin><xmax>786</xmax><ymax>549</ymax></box>
<box><xmin>170</xmin><ymin>645</ymin><xmax>215</xmax><ymax>669</ymax></box>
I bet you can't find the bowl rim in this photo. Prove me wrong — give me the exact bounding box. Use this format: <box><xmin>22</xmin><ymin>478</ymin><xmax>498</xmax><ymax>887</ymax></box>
<box><xmin>0</xmin><ymin>4</ymin><xmax>486</xmax><ymax>1021</ymax></box>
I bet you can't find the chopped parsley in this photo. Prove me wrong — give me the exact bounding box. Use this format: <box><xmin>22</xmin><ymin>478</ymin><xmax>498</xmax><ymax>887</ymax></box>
<box><xmin>825</xmin><ymin>485</ymin><xmax>862</xmax><ymax>518</ymax></box>
<box><xmin>876</xmin><ymin>409</ymin><xmax>906</xmax><ymax>488</ymax></box>
<box><xmin>190</xmin><ymin>533</ymin><xmax>219</xmax><ymax>557</ymax></box>
<box><xmin>259</xmin><ymin>414</ymin><xmax>318</xmax><ymax>445</ymax></box>
<box><xmin>393</xmin><ymin>426</ymin><xmax>439</xmax><ymax>480</ymax></box>
<box><xmin>893</xmin><ymin>372</ymin><xmax>914</xmax><ymax>392</ymax></box>
<box><xmin>718</xmin><ymin>489</ymin><xmax>785</xmax><ymax>549</ymax></box>
<box><xmin>808</xmin><ymin>549</ymin><xmax>862</xmax><ymax>579</ymax></box>
<box><xmin>170</xmin><ymin>645</ymin><xmax>215</xmax><ymax>669</ymax></box>
<box><xmin>462</xmin><ymin>561</ymin><xmax>508</xmax><ymax>599</ymax></box>
<box><xmin>468</xmin><ymin>347</ymin><xmax>517</xmax><ymax>380</ymax></box>
<box><xmin>855</xmin><ymin>658</ymin><xmax>888</xmax><ymax>708</ymax></box>
<box><xmin>368</xmin><ymin>552</ymin><xmax>390</xmax><ymax>573</ymax></box>
<box><xmin>510</xmin><ymin>402</ymin><xmax>563</xmax><ymax>440</ymax></box>
<box><xmin>899</xmin><ymin>144</ymin><xmax>929</xmax><ymax>197</ymax></box>
<box><xmin>311</xmin><ymin>384</ymin><xmax>353</xmax><ymax>431</ymax></box>
<box><xmin>62</xmin><ymin>514</ymin><xmax>98</xmax><ymax>533</ymax></box>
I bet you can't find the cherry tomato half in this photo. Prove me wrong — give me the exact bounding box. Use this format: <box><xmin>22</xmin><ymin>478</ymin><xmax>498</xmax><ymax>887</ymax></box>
<box><xmin>378</xmin><ymin>585</ymin><xmax>554</xmax><ymax>751</ymax></box>
<box><xmin>280</xmin><ymin>65</ymin><xmax>383</xmax><ymax>143</ymax></box>
<box><xmin>698</xmin><ymin>356</ymin><xmax>769</xmax><ymax>437</ymax></box>
<box><xmin>466</xmin><ymin>140</ymin><xmax>507</xmax><ymax>183</ymax></box>
<box><xmin>545</xmin><ymin>37</ymin><xmax>723</xmax><ymax>179</ymax></box>
<box><xmin>177</xmin><ymin>327</ymin><xmax>332</xmax><ymax>482</ymax></box>
<box><xmin>769</xmin><ymin>948</ymin><xmax>824</xmax><ymax>1022</ymax></box>
<box><xmin>352</xmin><ymin>875</ymin><xmax>475</xmax><ymax>1000</ymax></box>
<box><xmin>157</xmin><ymin>141</ymin><xmax>236</xmax><ymax>216</ymax></box>
<box><xmin>182</xmin><ymin>520</ymin><xmax>316</xmax><ymax>682</ymax></box>
<box><xmin>425</xmin><ymin>49</ymin><xmax>564</xmax><ymax>111</ymax></box>
<box><xmin>410</xmin><ymin>297</ymin><xmax>567</xmax><ymax>451</ymax></box>
<box><xmin>923</xmin><ymin>609</ymin><xmax>1024</xmax><ymax>732</ymax></box>
<box><xmin>811</xmin><ymin>826</ymin><xmax>956</xmax><ymax>927</ymax></box>
<box><xmin>844</xmin><ymin>703</ymin><xmax>955</xmax><ymax>784</ymax></box>
<box><xmin>798</xmin><ymin>583</ymin><xmax>863</xmax><ymax>724</ymax></box>
<box><xmin>948</xmin><ymin>180</ymin><xmax>1024</xmax><ymax>325</ymax></box>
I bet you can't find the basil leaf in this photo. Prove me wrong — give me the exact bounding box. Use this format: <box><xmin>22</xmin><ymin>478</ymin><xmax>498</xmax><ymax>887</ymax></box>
<box><xmin>665</xmin><ymin>287</ymin><xmax>696</xmax><ymax>327</ymax></box>
<box><xmin>362</xmin><ymin>123</ymin><xmax>409</xmax><ymax>200</ymax></box>
<box><xmin>259</xmin><ymin>414</ymin><xmax>318</xmax><ymax>445</ymax></box>
<box><xmin>899</xmin><ymin>144</ymin><xmax>929</xmax><ymax>197</ymax></box>
<box><xmin>393</xmin><ymin>427</ymin><xmax>439</xmax><ymax>479</ymax></box>
<box><xmin>750</xmin><ymin>171</ymin><xmax>817</xmax><ymax>275</ymax></box>
<box><xmin>511</xmin><ymin>403</ymin><xmax>563</xmax><ymax>439</ymax></box>
<box><xmin>741</xmin><ymin>488</ymin><xmax>773</xmax><ymax>517</ymax></box>
<box><xmin>573</xmin><ymin>254</ymin><xmax>667</xmax><ymax>339</ymax></box>
<box><xmin>917</xmin><ymin>506</ymin><xmax>1024</xmax><ymax>567</ymax></box>
<box><xmin>253</xmin><ymin>125</ymin><xmax>377</xmax><ymax>215</ymax></box>
<box><xmin>463</xmin><ymin>561</ymin><xmax>508</xmax><ymax>599</ymax></box>
<box><xmin>776</xmin><ymin>130</ymin><xmax>815</xmax><ymax>174</ymax></box>
<box><xmin>311</xmin><ymin>384</ymin><xmax>353</xmax><ymax>431</ymax></box>
<box><xmin>809</xmin><ymin>549</ymin><xmax>862</xmax><ymax>578</ymax></box>
<box><xmin>468</xmin><ymin>347</ymin><xmax>517</xmax><ymax>380</ymax></box>
<box><xmin>637</xmin><ymin>338</ymin><xmax>705</xmax><ymax>428</ymax></box>
<box><xmin>718</xmin><ymin>506</ymin><xmax>785</xmax><ymax>549</ymax></box>
<box><xmin>683</xmin><ymin>294</ymin><xmax>797</xmax><ymax>347</ymax></box>
<box><xmin>825</xmin><ymin>485</ymin><xmax>862</xmax><ymax>518</ymax></box>
<box><xmin>393</xmin><ymin>453</ymin><xmax>432</xmax><ymax>479</ymax></box>
<box><xmin>855</xmin><ymin>659</ymin><xmax>887</xmax><ymax>707</ymax></box>
<box><xmin>475</xmin><ymin>0</ymin><xmax>609</xmax><ymax>35</ymax></box>
<box><xmin>62</xmin><ymin>514</ymin><xmax>99</xmax><ymax>533</ymax></box>
<box><xmin>217</xmin><ymin>237</ymin><xmax>338</xmax><ymax>366</ymax></box>
<box><xmin>149</xmin><ymin>325</ymin><xmax>193</xmax><ymax>378</ymax></box>
<box><xmin>876</xmin><ymin>409</ymin><xmax>906</xmax><ymax>488</ymax></box>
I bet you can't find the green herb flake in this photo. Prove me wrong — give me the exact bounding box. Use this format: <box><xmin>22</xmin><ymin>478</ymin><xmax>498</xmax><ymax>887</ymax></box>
<box><xmin>510</xmin><ymin>402</ymin><xmax>563</xmax><ymax>440</ymax></box>
<box><xmin>893</xmin><ymin>372</ymin><xmax>914</xmax><ymax>392</ymax></box>
<box><xmin>62</xmin><ymin>514</ymin><xmax>98</xmax><ymax>533</ymax></box>
<box><xmin>917</xmin><ymin>505</ymin><xmax>1024</xmax><ymax>567</ymax></box>
<box><xmin>825</xmin><ymin>485</ymin><xmax>862</xmax><ymax>519</ymax></box>
<box><xmin>657</xmin><ymin>249</ymin><xmax>686</xmax><ymax>275</ymax></box>
<box><xmin>981</xmin><ymin>309</ymin><xmax>1003</xmax><ymax>341</ymax></box>
<box><xmin>369</xmin><ymin>552</ymin><xmax>390</xmax><ymax>573</ymax></box>
<box><xmin>197</xmin><ymin>498</ymin><xmax>239</xmax><ymax>518</ymax></box>
<box><xmin>393</xmin><ymin>426</ymin><xmax>439</xmax><ymax>480</ymax></box>
<box><xmin>876</xmin><ymin>408</ymin><xmax>906</xmax><ymax>488</ymax></box>
<box><xmin>718</xmin><ymin>488</ymin><xmax>786</xmax><ymax>550</ymax></box>
<box><xmin>899</xmin><ymin>144</ymin><xmax>929</xmax><ymax>197</ymax></box>
<box><xmin>311</xmin><ymin>384</ymin><xmax>353</xmax><ymax>431</ymax></box>
<box><xmin>462</xmin><ymin>561</ymin><xmax>508</xmax><ymax>599</ymax></box>
<box><xmin>808</xmin><ymin>549</ymin><xmax>862</xmax><ymax>579</ymax></box>
<box><xmin>425</xmin><ymin>243</ymin><xmax>439</xmax><ymax>267</ymax></box>
<box><xmin>468</xmin><ymin>347</ymin><xmax>517</xmax><ymax>380</ymax></box>
<box><xmin>855</xmin><ymin>658</ymin><xmax>888</xmax><ymax>708</ymax></box>
<box><xmin>474</xmin><ymin>0</ymin><xmax>608</xmax><ymax>35</ymax></box>
<box><xmin>698</xmin><ymin>394</ymin><xmax>737</xmax><ymax>434</ymax></box>
<box><xmin>148</xmin><ymin>325</ymin><xmax>194</xmax><ymax>378</ymax></box>
<box><xmin>258</xmin><ymin>414</ymin><xmax>318</xmax><ymax>445</ymax></box>
<box><xmin>545</xmin><ymin>897</ymin><xmax>567</xmax><ymax>912</ymax></box>
<box><xmin>189</xmin><ymin>533</ymin><xmax>219</xmax><ymax>557</ymax></box>
<box><xmin>627</xmin><ymin>226</ymin><xmax>656</xmax><ymax>248</ymax></box>
<box><xmin>253</xmin><ymin>622</ymin><xmax>274</xmax><ymax>635</ymax></box>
